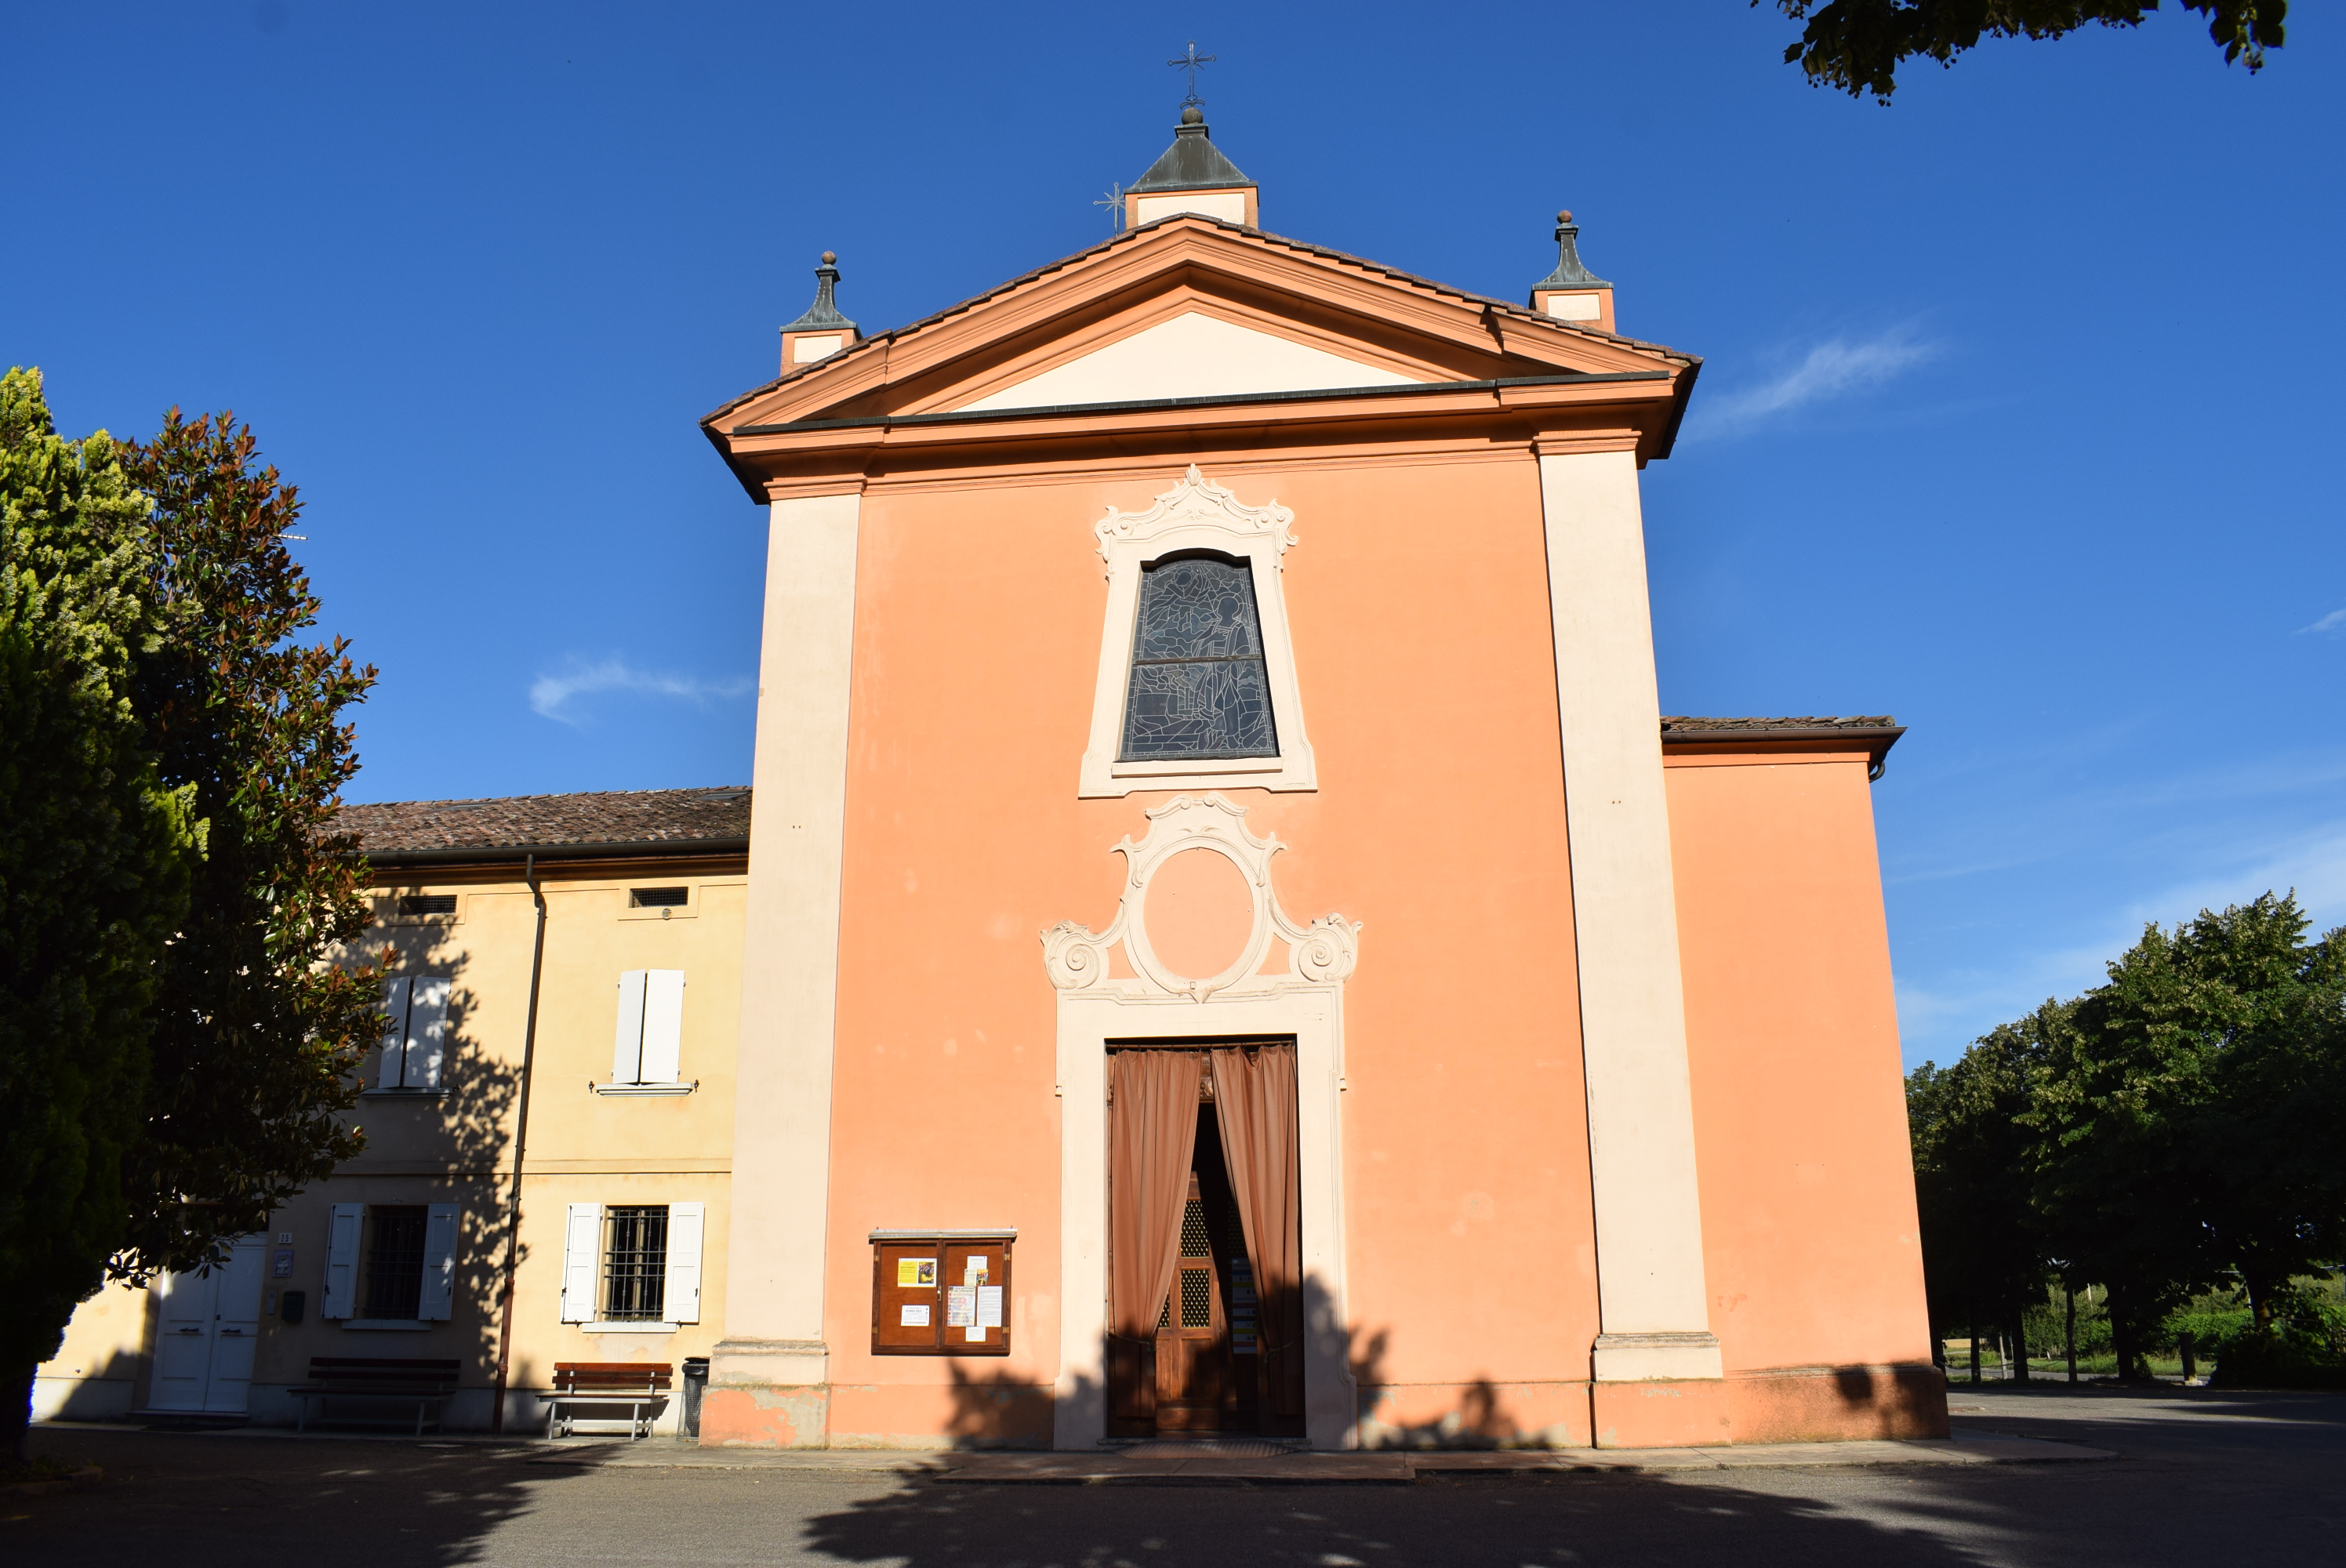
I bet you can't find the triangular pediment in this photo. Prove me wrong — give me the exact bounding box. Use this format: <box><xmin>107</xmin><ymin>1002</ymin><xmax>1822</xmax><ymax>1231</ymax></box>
<box><xmin>957</xmin><ymin>310</ymin><xmax>1421</xmax><ymax>412</ymax></box>
<box><xmin>707</xmin><ymin>218</ymin><xmax>1691</xmax><ymax>435</ymax></box>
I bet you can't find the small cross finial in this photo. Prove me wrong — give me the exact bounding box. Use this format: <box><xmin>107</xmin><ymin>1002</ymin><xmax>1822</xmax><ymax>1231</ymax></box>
<box><xmin>1168</xmin><ymin>39</ymin><xmax>1215</xmax><ymax>106</ymax></box>
<box><xmin>1095</xmin><ymin>182</ymin><xmax>1128</xmax><ymax>233</ymax></box>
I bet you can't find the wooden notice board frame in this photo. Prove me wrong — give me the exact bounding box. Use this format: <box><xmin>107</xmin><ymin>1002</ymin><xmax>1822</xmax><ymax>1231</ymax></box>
<box><xmin>870</xmin><ymin>1229</ymin><xmax>1015</xmax><ymax>1356</ymax></box>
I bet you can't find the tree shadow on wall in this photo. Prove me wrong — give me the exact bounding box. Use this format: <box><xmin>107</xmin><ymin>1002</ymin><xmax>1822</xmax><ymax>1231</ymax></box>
<box><xmin>937</xmin><ymin>1360</ymin><xmax>1077</xmax><ymax>1450</ymax></box>
<box><xmin>343</xmin><ymin>902</ymin><xmax>530</xmax><ymax>1412</ymax></box>
<box><xmin>1342</xmin><ymin>1320</ymin><xmax>1523</xmax><ymax>1450</ymax></box>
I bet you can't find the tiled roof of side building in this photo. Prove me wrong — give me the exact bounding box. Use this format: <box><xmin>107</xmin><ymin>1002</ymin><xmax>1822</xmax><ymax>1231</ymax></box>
<box><xmin>340</xmin><ymin>786</ymin><xmax>752</xmax><ymax>865</ymax></box>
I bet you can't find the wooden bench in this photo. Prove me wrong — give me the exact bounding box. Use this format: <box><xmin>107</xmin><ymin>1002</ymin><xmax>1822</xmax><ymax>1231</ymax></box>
<box><xmin>290</xmin><ymin>1357</ymin><xmax>462</xmax><ymax>1436</ymax></box>
<box><xmin>546</xmin><ymin>1362</ymin><xmax>673</xmax><ymax>1440</ymax></box>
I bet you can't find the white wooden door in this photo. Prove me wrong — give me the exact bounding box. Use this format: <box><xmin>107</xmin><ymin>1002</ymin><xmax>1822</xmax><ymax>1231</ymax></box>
<box><xmin>203</xmin><ymin>1237</ymin><xmax>267</xmax><ymax>1412</ymax></box>
<box><xmin>147</xmin><ymin>1235</ymin><xmax>268</xmax><ymax>1414</ymax></box>
<box><xmin>147</xmin><ymin>1267</ymin><xmax>217</xmax><ymax>1410</ymax></box>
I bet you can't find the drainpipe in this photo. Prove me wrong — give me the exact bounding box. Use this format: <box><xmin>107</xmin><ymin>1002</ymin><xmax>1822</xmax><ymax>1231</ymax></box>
<box><xmin>489</xmin><ymin>854</ymin><xmax>549</xmax><ymax>1434</ymax></box>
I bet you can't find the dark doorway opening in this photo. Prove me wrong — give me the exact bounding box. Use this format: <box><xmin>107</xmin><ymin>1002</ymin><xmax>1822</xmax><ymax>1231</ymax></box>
<box><xmin>1106</xmin><ymin>1044</ymin><xmax>1300</xmax><ymax>1439</ymax></box>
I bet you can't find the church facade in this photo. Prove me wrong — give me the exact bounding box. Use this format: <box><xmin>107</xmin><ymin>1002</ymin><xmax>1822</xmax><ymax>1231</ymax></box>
<box><xmin>696</xmin><ymin>110</ymin><xmax>1941</xmax><ymax>1450</ymax></box>
<box><xmin>35</xmin><ymin>110</ymin><xmax>1939</xmax><ymax>1450</ymax></box>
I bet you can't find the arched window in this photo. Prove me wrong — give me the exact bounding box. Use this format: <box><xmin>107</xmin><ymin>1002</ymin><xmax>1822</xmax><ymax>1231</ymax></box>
<box><xmin>1119</xmin><ymin>554</ymin><xmax>1278</xmax><ymax>761</ymax></box>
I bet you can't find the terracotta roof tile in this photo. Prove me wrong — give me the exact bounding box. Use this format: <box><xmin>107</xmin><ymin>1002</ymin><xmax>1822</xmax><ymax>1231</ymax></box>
<box><xmin>340</xmin><ymin>786</ymin><xmax>751</xmax><ymax>862</ymax></box>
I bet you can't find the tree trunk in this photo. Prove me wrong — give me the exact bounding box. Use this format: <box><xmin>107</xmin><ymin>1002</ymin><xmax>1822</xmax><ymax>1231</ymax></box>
<box><xmin>1968</xmin><ymin>1303</ymin><xmax>1981</xmax><ymax>1385</ymax></box>
<box><xmin>2112</xmin><ymin>1301</ymin><xmax>2144</xmax><ymax>1382</ymax></box>
<box><xmin>4</xmin><ymin>1361</ymin><xmax>34</xmax><ymax>1466</ymax></box>
<box><xmin>2247</xmin><ymin>1276</ymin><xmax>2272</xmax><ymax>1334</ymax></box>
<box><xmin>2011</xmin><ymin>1301</ymin><xmax>2031</xmax><ymax>1381</ymax></box>
<box><xmin>2065</xmin><ymin>1287</ymin><xmax>2077</xmax><ymax>1384</ymax></box>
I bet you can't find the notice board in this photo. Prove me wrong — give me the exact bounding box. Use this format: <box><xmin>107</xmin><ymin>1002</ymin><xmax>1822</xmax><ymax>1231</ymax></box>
<box><xmin>870</xmin><ymin>1230</ymin><xmax>1014</xmax><ymax>1356</ymax></box>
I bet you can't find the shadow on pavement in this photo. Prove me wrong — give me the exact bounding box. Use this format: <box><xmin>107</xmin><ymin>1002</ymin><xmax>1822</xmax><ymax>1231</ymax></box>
<box><xmin>13</xmin><ymin>1386</ymin><xmax>2346</xmax><ymax>1568</ymax></box>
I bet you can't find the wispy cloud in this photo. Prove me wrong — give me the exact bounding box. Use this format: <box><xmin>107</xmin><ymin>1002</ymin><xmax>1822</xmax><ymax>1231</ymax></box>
<box><xmin>529</xmin><ymin>655</ymin><xmax>752</xmax><ymax>725</ymax></box>
<box><xmin>2297</xmin><ymin>607</ymin><xmax>2346</xmax><ymax>636</ymax></box>
<box><xmin>1694</xmin><ymin>327</ymin><xmax>1939</xmax><ymax>437</ymax></box>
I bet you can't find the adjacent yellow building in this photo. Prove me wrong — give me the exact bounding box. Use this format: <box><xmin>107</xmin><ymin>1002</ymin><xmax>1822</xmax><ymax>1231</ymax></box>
<box><xmin>38</xmin><ymin>787</ymin><xmax>749</xmax><ymax>1435</ymax></box>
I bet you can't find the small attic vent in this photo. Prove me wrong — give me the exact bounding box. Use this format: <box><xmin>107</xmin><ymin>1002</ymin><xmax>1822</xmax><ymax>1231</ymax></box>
<box><xmin>630</xmin><ymin>887</ymin><xmax>690</xmax><ymax>909</ymax></box>
<box><xmin>398</xmin><ymin>894</ymin><xmax>457</xmax><ymax>916</ymax></box>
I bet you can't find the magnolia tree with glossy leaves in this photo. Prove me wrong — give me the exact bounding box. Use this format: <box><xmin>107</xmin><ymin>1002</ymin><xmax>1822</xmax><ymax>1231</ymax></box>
<box><xmin>0</xmin><ymin>370</ymin><xmax>382</xmax><ymax>1463</ymax></box>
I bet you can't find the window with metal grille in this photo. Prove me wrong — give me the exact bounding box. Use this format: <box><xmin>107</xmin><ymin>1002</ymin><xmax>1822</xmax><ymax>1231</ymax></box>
<box><xmin>601</xmin><ymin>1206</ymin><xmax>670</xmax><ymax>1321</ymax></box>
<box><xmin>397</xmin><ymin>894</ymin><xmax>456</xmax><ymax>916</ymax></box>
<box><xmin>629</xmin><ymin>886</ymin><xmax>689</xmax><ymax>908</ymax></box>
<box><xmin>362</xmin><ymin>1207</ymin><xmax>429</xmax><ymax>1319</ymax></box>
<box><xmin>1118</xmin><ymin>554</ymin><xmax>1277</xmax><ymax>761</ymax></box>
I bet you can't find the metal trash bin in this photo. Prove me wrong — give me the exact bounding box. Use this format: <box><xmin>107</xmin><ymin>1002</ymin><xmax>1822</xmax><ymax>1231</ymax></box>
<box><xmin>681</xmin><ymin>1356</ymin><xmax>710</xmax><ymax>1438</ymax></box>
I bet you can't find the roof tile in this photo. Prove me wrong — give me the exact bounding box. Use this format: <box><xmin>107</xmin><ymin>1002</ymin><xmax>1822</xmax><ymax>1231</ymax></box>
<box><xmin>340</xmin><ymin>786</ymin><xmax>750</xmax><ymax>858</ymax></box>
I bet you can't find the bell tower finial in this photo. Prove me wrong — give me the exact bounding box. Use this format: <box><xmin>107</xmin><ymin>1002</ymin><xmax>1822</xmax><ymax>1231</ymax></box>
<box><xmin>779</xmin><ymin>251</ymin><xmax>860</xmax><ymax>372</ymax></box>
<box><xmin>1529</xmin><ymin>209</ymin><xmax>1617</xmax><ymax>333</ymax></box>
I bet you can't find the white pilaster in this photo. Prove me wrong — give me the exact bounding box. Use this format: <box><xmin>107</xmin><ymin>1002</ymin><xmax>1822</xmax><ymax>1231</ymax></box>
<box><xmin>1537</xmin><ymin>448</ymin><xmax>1722</xmax><ymax>1383</ymax></box>
<box><xmin>714</xmin><ymin>489</ymin><xmax>862</xmax><ymax>1398</ymax></box>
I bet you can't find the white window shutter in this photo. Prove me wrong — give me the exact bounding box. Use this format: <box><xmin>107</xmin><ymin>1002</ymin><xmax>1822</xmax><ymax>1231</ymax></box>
<box><xmin>561</xmin><ymin>1203</ymin><xmax>601</xmax><ymax>1323</ymax></box>
<box><xmin>638</xmin><ymin>971</ymin><xmax>685</xmax><ymax>1085</ymax></box>
<box><xmin>664</xmin><ymin>1202</ymin><xmax>704</xmax><ymax>1323</ymax></box>
<box><xmin>418</xmin><ymin>1203</ymin><xmax>459</xmax><ymax>1320</ymax></box>
<box><xmin>321</xmin><ymin>1203</ymin><xmax>364</xmax><ymax>1319</ymax></box>
<box><xmin>376</xmin><ymin>978</ymin><xmax>412</xmax><ymax>1091</ymax></box>
<box><xmin>612</xmin><ymin>971</ymin><xmax>648</xmax><ymax>1084</ymax></box>
<box><xmin>408</xmin><ymin>978</ymin><xmax>452</xmax><ymax>1091</ymax></box>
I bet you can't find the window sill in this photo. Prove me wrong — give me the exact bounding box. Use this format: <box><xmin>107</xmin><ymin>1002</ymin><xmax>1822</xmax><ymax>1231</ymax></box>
<box><xmin>590</xmin><ymin>1081</ymin><xmax>698</xmax><ymax>1097</ymax></box>
<box><xmin>1110</xmin><ymin>755</ymin><xmax>1283</xmax><ymax>777</ymax></box>
<box><xmin>580</xmin><ymin>1321</ymin><xmax>681</xmax><ymax>1334</ymax></box>
<box><xmin>337</xmin><ymin>1319</ymin><xmax>434</xmax><ymax>1331</ymax></box>
<box><xmin>360</xmin><ymin>1087</ymin><xmax>449</xmax><ymax>1099</ymax></box>
<box><xmin>1080</xmin><ymin>750</ymin><xmax>1316</xmax><ymax>797</ymax></box>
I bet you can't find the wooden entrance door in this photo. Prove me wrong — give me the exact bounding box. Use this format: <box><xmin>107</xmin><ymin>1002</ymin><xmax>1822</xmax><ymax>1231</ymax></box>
<box><xmin>147</xmin><ymin>1235</ymin><xmax>267</xmax><ymax>1413</ymax></box>
<box><xmin>1152</xmin><ymin>1175</ymin><xmax>1231</xmax><ymax>1431</ymax></box>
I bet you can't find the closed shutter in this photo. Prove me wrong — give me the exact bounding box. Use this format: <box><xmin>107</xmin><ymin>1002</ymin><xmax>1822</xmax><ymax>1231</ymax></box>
<box><xmin>665</xmin><ymin>1201</ymin><xmax>705</xmax><ymax>1323</ymax></box>
<box><xmin>408</xmin><ymin>978</ymin><xmax>452</xmax><ymax>1091</ymax></box>
<box><xmin>611</xmin><ymin>971</ymin><xmax>648</xmax><ymax>1084</ymax></box>
<box><xmin>376</xmin><ymin>978</ymin><xmax>412</xmax><ymax>1091</ymax></box>
<box><xmin>638</xmin><ymin>971</ymin><xmax>686</xmax><ymax>1085</ymax></box>
<box><xmin>321</xmin><ymin>1203</ymin><xmax>364</xmax><ymax>1319</ymax></box>
<box><xmin>418</xmin><ymin>1203</ymin><xmax>459</xmax><ymax>1320</ymax></box>
<box><xmin>561</xmin><ymin>1203</ymin><xmax>601</xmax><ymax>1323</ymax></box>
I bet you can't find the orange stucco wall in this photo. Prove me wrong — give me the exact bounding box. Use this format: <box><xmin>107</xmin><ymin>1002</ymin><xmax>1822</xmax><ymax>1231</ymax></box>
<box><xmin>817</xmin><ymin>452</ymin><xmax>1602</xmax><ymax>1447</ymax></box>
<box><xmin>1665</xmin><ymin>752</ymin><xmax>1945</xmax><ymax>1442</ymax></box>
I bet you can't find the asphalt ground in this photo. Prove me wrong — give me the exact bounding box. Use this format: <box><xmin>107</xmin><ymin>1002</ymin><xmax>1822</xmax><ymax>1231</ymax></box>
<box><xmin>10</xmin><ymin>1383</ymin><xmax>2343</xmax><ymax>1566</ymax></box>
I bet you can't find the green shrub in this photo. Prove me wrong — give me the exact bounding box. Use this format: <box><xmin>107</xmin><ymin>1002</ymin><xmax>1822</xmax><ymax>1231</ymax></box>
<box><xmin>2210</xmin><ymin>1290</ymin><xmax>2346</xmax><ymax>1388</ymax></box>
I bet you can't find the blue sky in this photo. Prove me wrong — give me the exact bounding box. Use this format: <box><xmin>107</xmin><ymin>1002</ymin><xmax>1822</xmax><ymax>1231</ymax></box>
<box><xmin>8</xmin><ymin>3</ymin><xmax>2341</xmax><ymax>1068</ymax></box>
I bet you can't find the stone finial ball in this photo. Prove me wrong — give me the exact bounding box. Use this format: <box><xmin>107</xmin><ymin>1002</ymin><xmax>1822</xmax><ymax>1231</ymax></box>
<box><xmin>1181</xmin><ymin>104</ymin><xmax>1204</xmax><ymax>125</ymax></box>
<box><xmin>821</xmin><ymin>250</ymin><xmax>837</xmax><ymax>266</ymax></box>
<box><xmin>1557</xmin><ymin>209</ymin><xmax>1572</xmax><ymax>224</ymax></box>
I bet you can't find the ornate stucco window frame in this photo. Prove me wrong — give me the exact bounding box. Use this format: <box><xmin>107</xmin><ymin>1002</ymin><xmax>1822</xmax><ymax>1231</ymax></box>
<box><xmin>1078</xmin><ymin>466</ymin><xmax>1317</xmax><ymax>797</ymax></box>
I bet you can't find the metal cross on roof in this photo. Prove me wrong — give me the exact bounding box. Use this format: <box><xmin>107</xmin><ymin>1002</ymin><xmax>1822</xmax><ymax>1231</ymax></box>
<box><xmin>1167</xmin><ymin>40</ymin><xmax>1215</xmax><ymax>105</ymax></box>
<box><xmin>1095</xmin><ymin>182</ymin><xmax>1127</xmax><ymax>233</ymax></box>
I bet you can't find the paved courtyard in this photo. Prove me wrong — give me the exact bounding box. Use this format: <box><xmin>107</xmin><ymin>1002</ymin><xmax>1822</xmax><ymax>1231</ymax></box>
<box><xmin>11</xmin><ymin>1385</ymin><xmax>2343</xmax><ymax>1566</ymax></box>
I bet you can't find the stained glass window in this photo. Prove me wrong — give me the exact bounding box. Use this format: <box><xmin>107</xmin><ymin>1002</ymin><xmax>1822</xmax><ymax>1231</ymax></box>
<box><xmin>1118</xmin><ymin>554</ymin><xmax>1278</xmax><ymax>760</ymax></box>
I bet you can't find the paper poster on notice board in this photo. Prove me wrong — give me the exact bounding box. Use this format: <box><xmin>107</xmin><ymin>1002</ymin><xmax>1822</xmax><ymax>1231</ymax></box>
<box><xmin>900</xmin><ymin>1303</ymin><xmax>931</xmax><ymax>1327</ymax></box>
<box><xmin>897</xmin><ymin>1258</ymin><xmax>937</xmax><ymax>1288</ymax></box>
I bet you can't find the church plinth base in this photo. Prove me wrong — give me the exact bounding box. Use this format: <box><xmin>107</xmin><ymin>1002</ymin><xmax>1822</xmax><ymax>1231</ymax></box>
<box><xmin>700</xmin><ymin>1338</ymin><xmax>831</xmax><ymax>1447</ymax></box>
<box><xmin>699</xmin><ymin>1383</ymin><xmax>831</xmax><ymax>1447</ymax></box>
<box><xmin>1590</xmin><ymin>1379</ymin><xmax>1733</xmax><ymax>1449</ymax></box>
<box><xmin>1725</xmin><ymin>1364</ymin><xmax>1948</xmax><ymax>1443</ymax></box>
